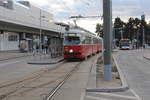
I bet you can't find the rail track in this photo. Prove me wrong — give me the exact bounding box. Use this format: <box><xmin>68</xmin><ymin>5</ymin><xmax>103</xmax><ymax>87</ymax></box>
<box><xmin>44</xmin><ymin>54</ymin><xmax>100</xmax><ymax>100</ymax></box>
<box><xmin>43</xmin><ymin>62</ymin><xmax>82</xmax><ymax>100</ymax></box>
<box><xmin>43</xmin><ymin>55</ymin><xmax>102</xmax><ymax>100</ymax></box>
<box><xmin>0</xmin><ymin>60</ymin><xmax>82</xmax><ymax>100</ymax></box>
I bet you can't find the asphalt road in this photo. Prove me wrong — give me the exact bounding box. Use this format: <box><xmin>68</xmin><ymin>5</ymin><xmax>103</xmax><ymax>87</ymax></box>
<box><xmin>0</xmin><ymin>56</ymin><xmax>62</xmax><ymax>84</ymax></box>
<box><xmin>114</xmin><ymin>49</ymin><xmax>150</xmax><ymax>100</ymax></box>
<box><xmin>0</xmin><ymin>53</ymin><xmax>101</xmax><ymax>100</ymax></box>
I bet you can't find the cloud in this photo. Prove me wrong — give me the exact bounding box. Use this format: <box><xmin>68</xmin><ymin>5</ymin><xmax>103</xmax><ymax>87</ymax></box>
<box><xmin>16</xmin><ymin>0</ymin><xmax>150</xmax><ymax>32</ymax></box>
<box><xmin>112</xmin><ymin>0</ymin><xmax>150</xmax><ymax>21</ymax></box>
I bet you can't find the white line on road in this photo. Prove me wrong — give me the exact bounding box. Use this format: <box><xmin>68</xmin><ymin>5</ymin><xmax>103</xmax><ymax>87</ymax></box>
<box><xmin>130</xmin><ymin>89</ymin><xmax>142</xmax><ymax>100</ymax></box>
<box><xmin>80</xmin><ymin>92</ymin><xmax>86</xmax><ymax>100</ymax></box>
<box><xmin>91</xmin><ymin>92</ymin><xmax>138</xmax><ymax>100</ymax></box>
<box><xmin>0</xmin><ymin>60</ymin><xmax>25</xmax><ymax>68</ymax></box>
<box><xmin>86</xmin><ymin>95</ymin><xmax>110</xmax><ymax>100</ymax></box>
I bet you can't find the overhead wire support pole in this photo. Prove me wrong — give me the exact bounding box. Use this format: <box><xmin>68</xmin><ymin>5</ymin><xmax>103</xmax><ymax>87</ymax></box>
<box><xmin>103</xmin><ymin>0</ymin><xmax>112</xmax><ymax>80</ymax></box>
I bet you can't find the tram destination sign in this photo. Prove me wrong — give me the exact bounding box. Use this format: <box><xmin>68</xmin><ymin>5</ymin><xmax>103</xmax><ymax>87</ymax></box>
<box><xmin>68</xmin><ymin>33</ymin><xmax>76</xmax><ymax>36</ymax></box>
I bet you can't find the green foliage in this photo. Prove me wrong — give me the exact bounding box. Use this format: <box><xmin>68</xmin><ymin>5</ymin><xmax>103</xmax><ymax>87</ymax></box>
<box><xmin>95</xmin><ymin>23</ymin><xmax>103</xmax><ymax>38</ymax></box>
<box><xmin>114</xmin><ymin>17</ymin><xmax>125</xmax><ymax>40</ymax></box>
<box><xmin>112</xmin><ymin>17</ymin><xmax>150</xmax><ymax>45</ymax></box>
<box><xmin>96</xmin><ymin>17</ymin><xmax>150</xmax><ymax>46</ymax></box>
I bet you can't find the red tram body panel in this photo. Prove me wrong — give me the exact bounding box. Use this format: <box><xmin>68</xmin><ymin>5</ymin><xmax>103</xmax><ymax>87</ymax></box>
<box><xmin>64</xmin><ymin>28</ymin><xmax>103</xmax><ymax>60</ymax></box>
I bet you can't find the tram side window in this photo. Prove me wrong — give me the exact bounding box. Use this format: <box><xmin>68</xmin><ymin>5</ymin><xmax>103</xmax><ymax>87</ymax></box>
<box><xmin>99</xmin><ymin>39</ymin><xmax>102</xmax><ymax>43</ymax></box>
<box><xmin>93</xmin><ymin>38</ymin><xmax>97</xmax><ymax>44</ymax></box>
<box><xmin>82</xmin><ymin>40</ymin><xmax>85</xmax><ymax>44</ymax></box>
<box><xmin>85</xmin><ymin>36</ymin><xmax>91</xmax><ymax>44</ymax></box>
<box><xmin>94</xmin><ymin>38</ymin><xmax>100</xmax><ymax>44</ymax></box>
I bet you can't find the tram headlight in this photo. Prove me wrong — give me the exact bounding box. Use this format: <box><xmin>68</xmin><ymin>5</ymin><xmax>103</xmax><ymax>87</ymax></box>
<box><xmin>69</xmin><ymin>49</ymin><xmax>73</xmax><ymax>53</ymax></box>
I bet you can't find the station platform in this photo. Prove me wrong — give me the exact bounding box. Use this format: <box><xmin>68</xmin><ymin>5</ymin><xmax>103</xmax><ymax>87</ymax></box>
<box><xmin>27</xmin><ymin>54</ymin><xmax>64</xmax><ymax>64</ymax></box>
<box><xmin>0</xmin><ymin>50</ymin><xmax>63</xmax><ymax>64</ymax></box>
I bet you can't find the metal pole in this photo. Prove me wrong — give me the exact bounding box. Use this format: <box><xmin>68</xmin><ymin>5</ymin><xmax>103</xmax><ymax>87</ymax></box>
<box><xmin>40</xmin><ymin>9</ymin><xmax>42</xmax><ymax>54</ymax></box>
<box><xmin>141</xmin><ymin>14</ymin><xmax>145</xmax><ymax>48</ymax></box>
<box><xmin>121</xmin><ymin>29</ymin><xmax>123</xmax><ymax>39</ymax></box>
<box><xmin>103</xmin><ymin>0</ymin><xmax>112</xmax><ymax>80</ymax></box>
<box><xmin>137</xmin><ymin>29</ymin><xmax>139</xmax><ymax>48</ymax></box>
<box><xmin>113</xmin><ymin>27</ymin><xmax>115</xmax><ymax>49</ymax></box>
<box><xmin>143</xmin><ymin>26</ymin><xmax>145</xmax><ymax>47</ymax></box>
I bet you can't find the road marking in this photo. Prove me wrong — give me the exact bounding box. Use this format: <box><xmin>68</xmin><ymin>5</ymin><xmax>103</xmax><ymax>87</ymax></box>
<box><xmin>92</xmin><ymin>92</ymin><xmax>138</xmax><ymax>100</ymax></box>
<box><xmin>130</xmin><ymin>89</ymin><xmax>142</xmax><ymax>100</ymax></box>
<box><xmin>0</xmin><ymin>60</ymin><xmax>25</xmax><ymax>67</ymax></box>
<box><xmin>80</xmin><ymin>92</ymin><xmax>86</xmax><ymax>100</ymax></box>
<box><xmin>86</xmin><ymin>95</ymin><xmax>110</xmax><ymax>100</ymax></box>
<box><xmin>113</xmin><ymin>55</ymin><xmax>128</xmax><ymax>87</ymax></box>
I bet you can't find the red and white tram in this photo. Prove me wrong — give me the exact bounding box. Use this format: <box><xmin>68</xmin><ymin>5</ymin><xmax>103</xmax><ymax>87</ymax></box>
<box><xmin>64</xmin><ymin>28</ymin><xmax>103</xmax><ymax>59</ymax></box>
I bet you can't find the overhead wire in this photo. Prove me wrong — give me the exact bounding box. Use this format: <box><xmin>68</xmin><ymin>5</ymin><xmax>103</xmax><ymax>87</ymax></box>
<box><xmin>56</xmin><ymin>0</ymin><xmax>76</xmax><ymax>16</ymax></box>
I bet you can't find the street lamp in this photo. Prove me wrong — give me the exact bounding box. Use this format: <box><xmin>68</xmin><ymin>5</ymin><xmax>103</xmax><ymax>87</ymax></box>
<box><xmin>132</xmin><ymin>23</ymin><xmax>141</xmax><ymax>49</ymax></box>
<box><xmin>141</xmin><ymin>14</ymin><xmax>145</xmax><ymax>48</ymax></box>
<box><xmin>133</xmin><ymin>25</ymin><xmax>137</xmax><ymax>39</ymax></box>
<box><xmin>39</xmin><ymin>9</ymin><xmax>46</xmax><ymax>54</ymax></box>
<box><xmin>133</xmin><ymin>24</ymin><xmax>140</xmax><ymax>40</ymax></box>
<box><xmin>120</xmin><ymin>25</ymin><xmax>125</xmax><ymax>39</ymax></box>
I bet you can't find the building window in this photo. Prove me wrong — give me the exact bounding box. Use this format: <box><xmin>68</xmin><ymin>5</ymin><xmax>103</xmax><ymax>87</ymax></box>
<box><xmin>8</xmin><ymin>35</ymin><xmax>18</xmax><ymax>41</ymax></box>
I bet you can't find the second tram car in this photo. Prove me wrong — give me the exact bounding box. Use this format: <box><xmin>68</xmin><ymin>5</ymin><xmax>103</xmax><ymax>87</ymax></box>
<box><xmin>64</xmin><ymin>28</ymin><xmax>102</xmax><ymax>59</ymax></box>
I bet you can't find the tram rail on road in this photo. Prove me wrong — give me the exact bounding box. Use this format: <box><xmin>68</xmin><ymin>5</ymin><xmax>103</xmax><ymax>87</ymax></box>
<box><xmin>0</xmin><ymin>60</ymin><xmax>82</xmax><ymax>100</ymax></box>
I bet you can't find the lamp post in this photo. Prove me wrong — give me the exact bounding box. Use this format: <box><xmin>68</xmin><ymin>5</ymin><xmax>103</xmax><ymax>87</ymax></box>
<box><xmin>39</xmin><ymin>10</ymin><xmax>42</xmax><ymax>54</ymax></box>
<box><xmin>141</xmin><ymin>14</ymin><xmax>145</xmax><ymax>48</ymax></box>
<box><xmin>137</xmin><ymin>24</ymin><xmax>141</xmax><ymax>48</ymax></box>
<box><xmin>120</xmin><ymin>25</ymin><xmax>125</xmax><ymax>40</ymax></box>
<box><xmin>39</xmin><ymin>9</ymin><xmax>46</xmax><ymax>54</ymax></box>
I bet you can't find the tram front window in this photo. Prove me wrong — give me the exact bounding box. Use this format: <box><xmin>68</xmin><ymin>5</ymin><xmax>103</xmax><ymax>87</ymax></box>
<box><xmin>64</xmin><ymin>36</ymin><xmax>80</xmax><ymax>45</ymax></box>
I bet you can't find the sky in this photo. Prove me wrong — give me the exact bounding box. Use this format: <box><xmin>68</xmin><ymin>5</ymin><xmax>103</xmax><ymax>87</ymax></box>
<box><xmin>16</xmin><ymin>0</ymin><xmax>150</xmax><ymax>33</ymax></box>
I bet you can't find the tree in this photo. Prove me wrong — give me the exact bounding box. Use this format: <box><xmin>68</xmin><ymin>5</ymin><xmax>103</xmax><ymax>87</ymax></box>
<box><xmin>113</xmin><ymin>17</ymin><xmax>150</xmax><ymax>46</ymax></box>
<box><xmin>146</xmin><ymin>23</ymin><xmax>150</xmax><ymax>44</ymax></box>
<box><xmin>95</xmin><ymin>23</ymin><xmax>103</xmax><ymax>38</ymax></box>
<box><xmin>114</xmin><ymin>17</ymin><xmax>125</xmax><ymax>40</ymax></box>
<box><xmin>124</xmin><ymin>17</ymin><xmax>141</xmax><ymax>41</ymax></box>
<box><xmin>140</xmin><ymin>18</ymin><xmax>148</xmax><ymax>45</ymax></box>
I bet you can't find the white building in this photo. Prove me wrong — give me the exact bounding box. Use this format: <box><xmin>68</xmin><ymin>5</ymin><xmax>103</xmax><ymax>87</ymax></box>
<box><xmin>0</xmin><ymin>0</ymin><xmax>65</xmax><ymax>51</ymax></box>
<box><xmin>0</xmin><ymin>31</ymin><xmax>19</xmax><ymax>51</ymax></box>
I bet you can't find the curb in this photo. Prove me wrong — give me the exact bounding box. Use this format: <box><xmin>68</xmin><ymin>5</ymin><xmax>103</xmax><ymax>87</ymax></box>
<box><xmin>86</xmin><ymin>87</ymin><xmax>129</xmax><ymax>93</ymax></box>
<box><xmin>86</xmin><ymin>55</ymin><xmax>129</xmax><ymax>93</ymax></box>
<box><xmin>0</xmin><ymin>54</ymin><xmax>31</xmax><ymax>61</ymax></box>
<box><xmin>112</xmin><ymin>50</ymin><xmax>119</xmax><ymax>53</ymax></box>
<box><xmin>143</xmin><ymin>56</ymin><xmax>150</xmax><ymax>61</ymax></box>
<box><xmin>28</xmin><ymin>58</ymin><xmax>64</xmax><ymax>65</ymax></box>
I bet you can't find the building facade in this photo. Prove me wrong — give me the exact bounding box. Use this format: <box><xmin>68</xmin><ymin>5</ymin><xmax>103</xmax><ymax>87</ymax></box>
<box><xmin>0</xmin><ymin>0</ymin><xmax>65</xmax><ymax>52</ymax></box>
